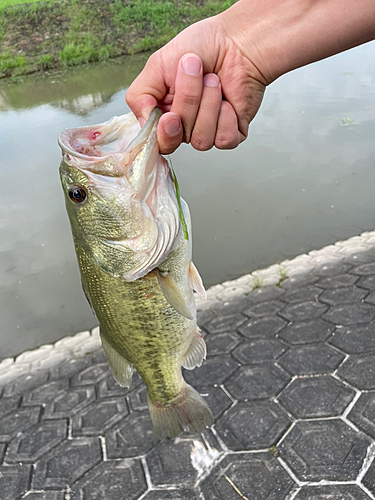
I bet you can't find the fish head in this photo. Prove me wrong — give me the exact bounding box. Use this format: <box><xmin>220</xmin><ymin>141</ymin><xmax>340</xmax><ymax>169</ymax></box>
<box><xmin>59</xmin><ymin>109</ymin><xmax>180</xmax><ymax>281</ymax></box>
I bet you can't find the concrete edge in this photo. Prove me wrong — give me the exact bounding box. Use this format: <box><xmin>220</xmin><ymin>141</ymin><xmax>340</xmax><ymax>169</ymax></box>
<box><xmin>1</xmin><ymin>230</ymin><xmax>375</xmax><ymax>385</ymax></box>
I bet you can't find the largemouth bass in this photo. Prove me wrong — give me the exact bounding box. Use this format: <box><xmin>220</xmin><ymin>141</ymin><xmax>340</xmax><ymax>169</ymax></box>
<box><xmin>59</xmin><ymin>108</ymin><xmax>213</xmax><ymax>439</ymax></box>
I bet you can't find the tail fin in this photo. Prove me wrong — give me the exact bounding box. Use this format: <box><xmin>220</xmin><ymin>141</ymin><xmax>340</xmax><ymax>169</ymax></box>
<box><xmin>148</xmin><ymin>384</ymin><xmax>213</xmax><ymax>439</ymax></box>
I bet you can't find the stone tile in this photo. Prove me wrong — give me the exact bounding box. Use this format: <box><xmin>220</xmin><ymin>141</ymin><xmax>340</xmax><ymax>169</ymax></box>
<box><xmin>199</xmin><ymin>386</ymin><xmax>232</xmax><ymax>421</ymax></box>
<box><xmin>242</xmin><ymin>300</ymin><xmax>285</xmax><ymax>318</ymax></box>
<box><xmin>279</xmin><ymin>419</ymin><xmax>370</xmax><ymax>481</ymax></box>
<box><xmin>197</xmin><ymin>309</ymin><xmax>215</xmax><ymax>328</ymax></box>
<box><xmin>280</xmin><ymin>286</ymin><xmax>322</xmax><ymax>304</ymax></box>
<box><xmin>238</xmin><ymin>316</ymin><xmax>287</xmax><ymax>339</ymax></box>
<box><xmin>129</xmin><ymin>384</ymin><xmax>148</xmax><ymax>412</ymax></box>
<box><xmin>71</xmin><ymin>363</ymin><xmax>110</xmax><ymax>386</ymax></box>
<box><xmin>143</xmin><ymin>489</ymin><xmax>198</xmax><ymax>499</ymax></box>
<box><xmin>98</xmin><ymin>371</ymin><xmax>142</xmax><ymax>399</ymax></box>
<box><xmin>205</xmin><ymin>332</ymin><xmax>242</xmax><ymax>356</ymax></box>
<box><xmin>281</xmin><ymin>274</ymin><xmax>319</xmax><ymax>289</ymax></box>
<box><xmin>206</xmin><ymin>314</ymin><xmax>247</xmax><ymax>334</ymax></box>
<box><xmin>319</xmin><ymin>286</ymin><xmax>368</xmax><ymax>305</ymax></box>
<box><xmin>351</xmin><ymin>263</ymin><xmax>375</xmax><ymax>275</ymax></box>
<box><xmin>278</xmin><ymin>376</ymin><xmax>355</xmax><ymax>418</ymax></box>
<box><xmin>314</xmin><ymin>262</ymin><xmax>352</xmax><ymax>277</ymax></box>
<box><xmin>344</xmin><ymin>250</ymin><xmax>375</xmax><ymax>265</ymax></box>
<box><xmin>72</xmin><ymin>397</ymin><xmax>128</xmax><ymax>436</ymax></box>
<box><xmin>184</xmin><ymin>357</ymin><xmax>238</xmax><ymax>388</ymax></box>
<box><xmin>244</xmin><ymin>285</ymin><xmax>285</xmax><ymax>303</ymax></box>
<box><xmin>279</xmin><ymin>301</ymin><xmax>328</xmax><ymax>322</ymax></box>
<box><xmin>70</xmin><ymin>459</ymin><xmax>147</xmax><ymax>500</ymax></box>
<box><xmin>0</xmin><ymin>464</ymin><xmax>31</xmax><ymax>500</ymax></box>
<box><xmin>22</xmin><ymin>380</ymin><xmax>67</xmax><ymax>406</ymax></box>
<box><xmin>49</xmin><ymin>356</ymin><xmax>92</xmax><ymax>381</ymax></box>
<box><xmin>43</xmin><ymin>387</ymin><xmax>96</xmax><ymax>419</ymax></box>
<box><xmin>328</xmin><ymin>323</ymin><xmax>375</xmax><ymax>354</ymax></box>
<box><xmin>1</xmin><ymin>372</ymin><xmax>49</xmax><ymax>398</ymax></box>
<box><xmin>294</xmin><ymin>484</ymin><xmax>372</xmax><ymax>499</ymax></box>
<box><xmin>33</xmin><ymin>437</ymin><xmax>102</xmax><ymax>489</ymax></box>
<box><xmin>147</xmin><ymin>439</ymin><xmax>202</xmax><ymax>487</ymax></box>
<box><xmin>278</xmin><ymin>319</ymin><xmax>334</xmax><ymax>344</ymax></box>
<box><xmin>337</xmin><ymin>355</ymin><xmax>375</xmax><ymax>389</ymax></box>
<box><xmin>224</xmin><ymin>363</ymin><xmax>291</xmax><ymax>401</ymax></box>
<box><xmin>22</xmin><ymin>492</ymin><xmax>65</xmax><ymax>500</ymax></box>
<box><xmin>0</xmin><ymin>407</ymin><xmax>41</xmax><ymax>441</ymax></box>
<box><xmin>200</xmin><ymin>452</ymin><xmax>294</xmax><ymax>500</ymax></box>
<box><xmin>322</xmin><ymin>303</ymin><xmax>375</xmax><ymax>325</ymax></box>
<box><xmin>0</xmin><ymin>396</ymin><xmax>21</xmax><ymax>418</ymax></box>
<box><xmin>316</xmin><ymin>274</ymin><xmax>359</xmax><ymax>289</ymax></box>
<box><xmin>366</xmin><ymin>292</ymin><xmax>375</xmax><ymax>304</ymax></box>
<box><xmin>278</xmin><ymin>344</ymin><xmax>344</xmax><ymax>376</ymax></box>
<box><xmin>363</xmin><ymin>459</ymin><xmax>375</xmax><ymax>496</ymax></box>
<box><xmin>215</xmin><ymin>401</ymin><xmax>291</xmax><ymax>451</ymax></box>
<box><xmin>232</xmin><ymin>339</ymin><xmax>288</xmax><ymax>365</ymax></box>
<box><xmin>357</xmin><ymin>275</ymin><xmax>375</xmax><ymax>290</ymax></box>
<box><xmin>348</xmin><ymin>392</ymin><xmax>375</xmax><ymax>438</ymax></box>
<box><xmin>5</xmin><ymin>420</ymin><xmax>67</xmax><ymax>463</ymax></box>
<box><xmin>106</xmin><ymin>412</ymin><xmax>159</xmax><ymax>458</ymax></box>
<box><xmin>0</xmin><ymin>443</ymin><xmax>6</xmax><ymax>463</ymax></box>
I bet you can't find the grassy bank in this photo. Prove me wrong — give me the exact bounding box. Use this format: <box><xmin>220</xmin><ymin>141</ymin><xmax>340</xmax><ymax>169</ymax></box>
<box><xmin>0</xmin><ymin>0</ymin><xmax>235</xmax><ymax>78</ymax></box>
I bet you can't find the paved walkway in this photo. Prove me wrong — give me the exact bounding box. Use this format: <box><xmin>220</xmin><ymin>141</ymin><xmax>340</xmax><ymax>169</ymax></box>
<box><xmin>1</xmin><ymin>232</ymin><xmax>375</xmax><ymax>500</ymax></box>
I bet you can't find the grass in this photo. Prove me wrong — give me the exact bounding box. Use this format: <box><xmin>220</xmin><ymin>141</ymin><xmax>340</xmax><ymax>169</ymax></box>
<box><xmin>0</xmin><ymin>0</ymin><xmax>236</xmax><ymax>78</ymax></box>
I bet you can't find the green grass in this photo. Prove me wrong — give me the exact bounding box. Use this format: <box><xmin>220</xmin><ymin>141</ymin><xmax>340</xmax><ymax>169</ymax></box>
<box><xmin>0</xmin><ymin>0</ymin><xmax>53</xmax><ymax>9</ymax></box>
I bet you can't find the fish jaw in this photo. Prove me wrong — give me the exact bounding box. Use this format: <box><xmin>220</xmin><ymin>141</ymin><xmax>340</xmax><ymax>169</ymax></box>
<box><xmin>59</xmin><ymin>109</ymin><xmax>180</xmax><ymax>281</ymax></box>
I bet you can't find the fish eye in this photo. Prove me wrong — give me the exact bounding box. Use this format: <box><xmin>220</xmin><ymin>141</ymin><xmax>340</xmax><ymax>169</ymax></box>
<box><xmin>68</xmin><ymin>186</ymin><xmax>87</xmax><ymax>204</ymax></box>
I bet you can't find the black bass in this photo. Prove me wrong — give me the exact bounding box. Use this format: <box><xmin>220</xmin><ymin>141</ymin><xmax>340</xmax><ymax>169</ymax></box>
<box><xmin>59</xmin><ymin>108</ymin><xmax>213</xmax><ymax>439</ymax></box>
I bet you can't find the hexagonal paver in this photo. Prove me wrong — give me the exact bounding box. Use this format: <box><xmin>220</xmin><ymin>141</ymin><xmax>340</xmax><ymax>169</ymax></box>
<box><xmin>49</xmin><ymin>356</ymin><xmax>92</xmax><ymax>381</ymax></box>
<box><xmin>314</xmin><ymin>262</ymin><xmax>352</xmax><ymax>277</ymax></box>
<box><xmin>70</xmin><ymin>459</ymin><xmax>147</xmax><ymax>500</ymax></box>
<box><xmin>351</xmin><ymin>263</ymin><xmax>375</xmax><ymax>275</ymax></box>
<box><xmin>279</xmin><ymin>301</ymin><xmax>328</xmax><ymax>322</ymax></box>
<box><xmin>5</xmin><ymin>420</ymin><xmax>67</xmax><ymax>463</ymax></box>
<box><xmin>0</xmin><ymin>396</ymin><xmax>21</xmax><ymax>419</ymax></box>
<box><xmin>348</xmin><ymin>392</ymin><xmax>375</xmax><ymax>438</ymax></box>
<box><xmin>106</xmin><ymin>412</ymin><xmax>160</xmax><ymax>458</ymax></box>
<box><xmin>337</xmin><ymin>355</ymin><xmax>375</xmax><ymax>389</ymax></box>
<box><xmin>278</xmin><ymin>376</ymin><xmax>355</xmax><ymax>418</ymax></box>
<box><xmin>245</xmin><ymin>285</ymin><xmax>285</xmax><ymax>303</ymax></box>
<box><xmin>365</xmin><ymin>292</ymin><xmax>375</xmax><ymax>304</ymax></box>
<box><xmin>280</xmin><ymin>286</ymin><xmax>322</xmax><ymax>304</ymax></box>
<box><xmin>278</xmin><ymin>319</ymin><xmax>334</xmax><ymax>344</ymax></box>
<box><xmin>328</xmin><ymin>323</ymin><xmax>375</xmax><ymax>353</ymax></box>
<box><xmin>278</xmin><ymin>419</ymin><xmax>370</xmax><ymax>481</ymax></box>
<box><xmin>0</xmin><ymin>407</ymin><xmax>41</xmax><ymax>441</ymax></box>
<box><xmin>98</xmin><ymin>371</ymin><xmax>142</xmax><ymax>399</ymax></box>
<box><xmin>242</xmin><ymin>300</ymin><xmax>285</xmax><ymax>318</ymax></box>
<box><xmin>294</xmin><ymin>484</ymin><xmax>372</xmax><ymax>499</ymax></box>
<box><xmin>22</xmin><ymin>380</ymin><xmax>67</xmax><ymax>406</ymax></box>
<box><xmin>319</xmin><ymin>286</ymin><xmax>368</xmax><ymax>305</ymax></box>
<box><xmin>21</xmin><ymin>492</ymin><xmax>65</xmax><ymax>500</ymax></box>
<box><xmin>199</xmin><ymin>385</ymin><xmax>232</xmax><ymax>420</ymax></box>
<box><xmin>43</xmin><ymin>387</ymin><xmax>96</xmax><ymax>419</ymax></box>
<box><xmin>215</xmin><ymin>401</ymin><xmax>291</xmax><ymax>450</ymax></box>
<box><xmin>238</xmin><ymin>316</ymin><xmax>287</xmax><ymax>339</ymax></box>
<box><xmin>0</xmin><ymin>443</ymin><xmax>6</xmax><ymax>463</ymax></box>
<box><xmin>232</xmin><ymin>339</ymin><xmax>287</xmax><ymax>365</ymax></box>
<box><xmin>0</xmin><ymin>464</ymin><xmax>31</xmax><ymax>500</ymax></box>
<box><xmin>281</xmin><ymin>274</ymin><xmax>319</xmax><ymax>289</ymax></box>
<box><xmin>183</xmin><ymin>357</ymin><xmax>238</xmax><ymax>388</ymax></box>
<box><xmin>224</xmin><ymin>363</ymin><xmax>291</xmax><ymax>401</ymax></box>
<box><xmin>71</xmin><ymin>363</ymin><xmax>110</xmax><ymax>386</ymax></box>
<box><xmin>363</xmin><ymin>458</ymin><xmax>375</xmax><ymax>496</ymax></box>
<box><xmin>322</xmin><ymin>303</ymin><xmax>375</xmax><ymax>325</ymax></box>
<box><xmin>206</xmin><ymin>314</ymin><xmax>247</xmax><ymax>334</ymax></box>
<box><xmin>72</xmin><ymin>397</ymin><xmax>128</xmax><ymax>436</ymax></box>
<box><xmin>345</xmin><ymin>250</ymin><xmax>375</xmax><ymax>265</ymax></box>
<box><xmin>315</xmin><ymin>274</ymin><xmax>359</xmax><ymax>289</ymax></box>
<box><xmin>277</xmin><ymin>344</ymin><xmax>344</xmax><ymax>376</ymax></box>
<box><xmin>357</xmin><ymin>275</ymin><xmax>375</xmax><ymax>290</ymax></box>
<box><xmin>200</xmin><ymin>452</ymin><xmax>295</xmax><ymax>500</ymax></box>
<box><xmin>197</xmin><ymin>309</ymin><xmax>215</xmax><ymax>328</ymax></box>
<box><xmin>33</xmin><ymin>437</ymin><xmax>102</xmax><ymax>489</ymax></box>
<box><xmin>143</xmin><ymin>489</ymin><xmax>198</xmax><ymax>499</ymax></box>
<box><xmin>205</xmin><ymin>332</ymin><xmax>242</xmax><ymax>356</ymax></box>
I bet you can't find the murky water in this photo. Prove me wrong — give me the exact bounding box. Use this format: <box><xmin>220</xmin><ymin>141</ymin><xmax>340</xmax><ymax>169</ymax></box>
<box><xmin>1</xmin><ymin>43</ymin><xmax>375</xmax><ymax>359</ymax></box>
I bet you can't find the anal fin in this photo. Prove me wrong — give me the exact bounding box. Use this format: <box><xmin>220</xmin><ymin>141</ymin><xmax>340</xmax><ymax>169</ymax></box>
<box><xmin>101</xmin><ymin>335</ymin><xmax>133</xmax><ymax>388</ymax></box>
<box><xmin>189</xmin><ymin>262</ymin><xmax>207</xmax><ymax>300</ymax></box>
<box><xmin>182</xmin><ymin>327</ymin><xmax>206</xmax><ymax>370</ymax></box>
<box><xmin>156</xmin><ymin>269</ymin><xmax>193</xmax><ymax>320</ymax></box>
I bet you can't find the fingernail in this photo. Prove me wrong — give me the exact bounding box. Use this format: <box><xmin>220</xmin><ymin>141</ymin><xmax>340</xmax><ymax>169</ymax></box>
<box><xmin>138</xmin><ymin>117</ymin><xmax>146</xmax><ymax>127</ymax></box>
<box><xmin>182</xmin><ymin>55</ymin><xmax>201</xmax><ymax>76</ymax></box>
<box><xmin>163</xmin><ymin>116</ymin><xmax>181</xmax><ymax>137</ymax></box>
<box><xmin>203</xmin><ymin>73</ymin><xmax>220</xmax><ymax>87</ymax></box>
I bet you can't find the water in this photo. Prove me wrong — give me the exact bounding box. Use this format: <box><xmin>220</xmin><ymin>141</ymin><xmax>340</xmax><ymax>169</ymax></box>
<box><xmin>1</xmin><ymin>43</ymin><xmax>374</xmax><ymax>359</ymax></box>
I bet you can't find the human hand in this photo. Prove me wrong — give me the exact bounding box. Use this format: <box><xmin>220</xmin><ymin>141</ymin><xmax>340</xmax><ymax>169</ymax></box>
<box><xmin>125</xmin><ymin>15</ymin><xmax>267</xmax><ymax>154</ymax></box>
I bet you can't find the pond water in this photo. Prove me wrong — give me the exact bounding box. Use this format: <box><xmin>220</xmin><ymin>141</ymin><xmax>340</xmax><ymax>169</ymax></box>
<box><xmin>1</xmin><ymin>43</ymin><xmax>375</xmax><ymax>359</ymax></box>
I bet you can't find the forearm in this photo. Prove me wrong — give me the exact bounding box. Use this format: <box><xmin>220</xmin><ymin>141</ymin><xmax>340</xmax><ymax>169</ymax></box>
<box><xmin>220</xmin><ymin>0</ymin><xmax>375</xmax><ymax>84</ymax></box>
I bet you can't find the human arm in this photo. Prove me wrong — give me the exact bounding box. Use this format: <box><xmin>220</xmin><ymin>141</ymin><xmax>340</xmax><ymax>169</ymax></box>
<box><xmin>125</xmin><ymin>0</ymin><xmax>375</xmax><ymax>154</ymax></box>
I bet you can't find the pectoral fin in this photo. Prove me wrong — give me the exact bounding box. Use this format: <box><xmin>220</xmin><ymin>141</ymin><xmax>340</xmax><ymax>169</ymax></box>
<box><xmin>188</xmin><ymin>262</ymin><xmax>207</xmax><ymax>300</ymax></box>
<box><xmin>101</xmin><ymin>335</ymin><xmax>133</xmax><ymax>388</ymax></box>
<box><xmin>156</xmin><ymin>269</ymin><xmax>193</xmax><ymax>320</ymax></box>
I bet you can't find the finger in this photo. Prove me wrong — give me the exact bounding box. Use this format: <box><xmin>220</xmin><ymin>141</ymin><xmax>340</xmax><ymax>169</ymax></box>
<box><xmin>214</xmin><ymin>101</ymin><xmax>243</xmax><ymax>150</ymax></box>
<box><xmin>157</xmin><ymin>112</ymin><xmax>183</xmax><ymax>155</ymax></box>
<box><xmin>170</xmin><ymin>53</ymin><xmax>203</xmax><ymax>143</ymax></box>
<box><xmin>190</xmin><ymin>73</ymin><xmax>222</xmax><ymax>151</ymax></box>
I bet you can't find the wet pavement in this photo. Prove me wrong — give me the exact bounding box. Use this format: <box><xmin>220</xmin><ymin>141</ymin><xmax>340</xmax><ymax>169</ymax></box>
<box><xmin>1</xmin><ymin>232</ymin><xmax>375</xmax><ymax>499</ymax></box>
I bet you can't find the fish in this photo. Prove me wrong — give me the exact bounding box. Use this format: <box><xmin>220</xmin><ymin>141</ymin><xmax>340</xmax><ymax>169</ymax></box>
<box><xmin>58</xmin><ymin>108</ymin><xmax>213</xmax><ymax>439</ymax></box>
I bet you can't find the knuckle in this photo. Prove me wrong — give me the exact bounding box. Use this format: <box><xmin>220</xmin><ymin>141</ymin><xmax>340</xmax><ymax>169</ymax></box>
<box><xmin>191</xmin><ymin>131</ymin><xmax>213</xmax><ymax>151</ymax></box>
<box><xmin>215</xmin><ymin>132</ymin><xmax>239</xmax><ymax>150</ymax></box>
